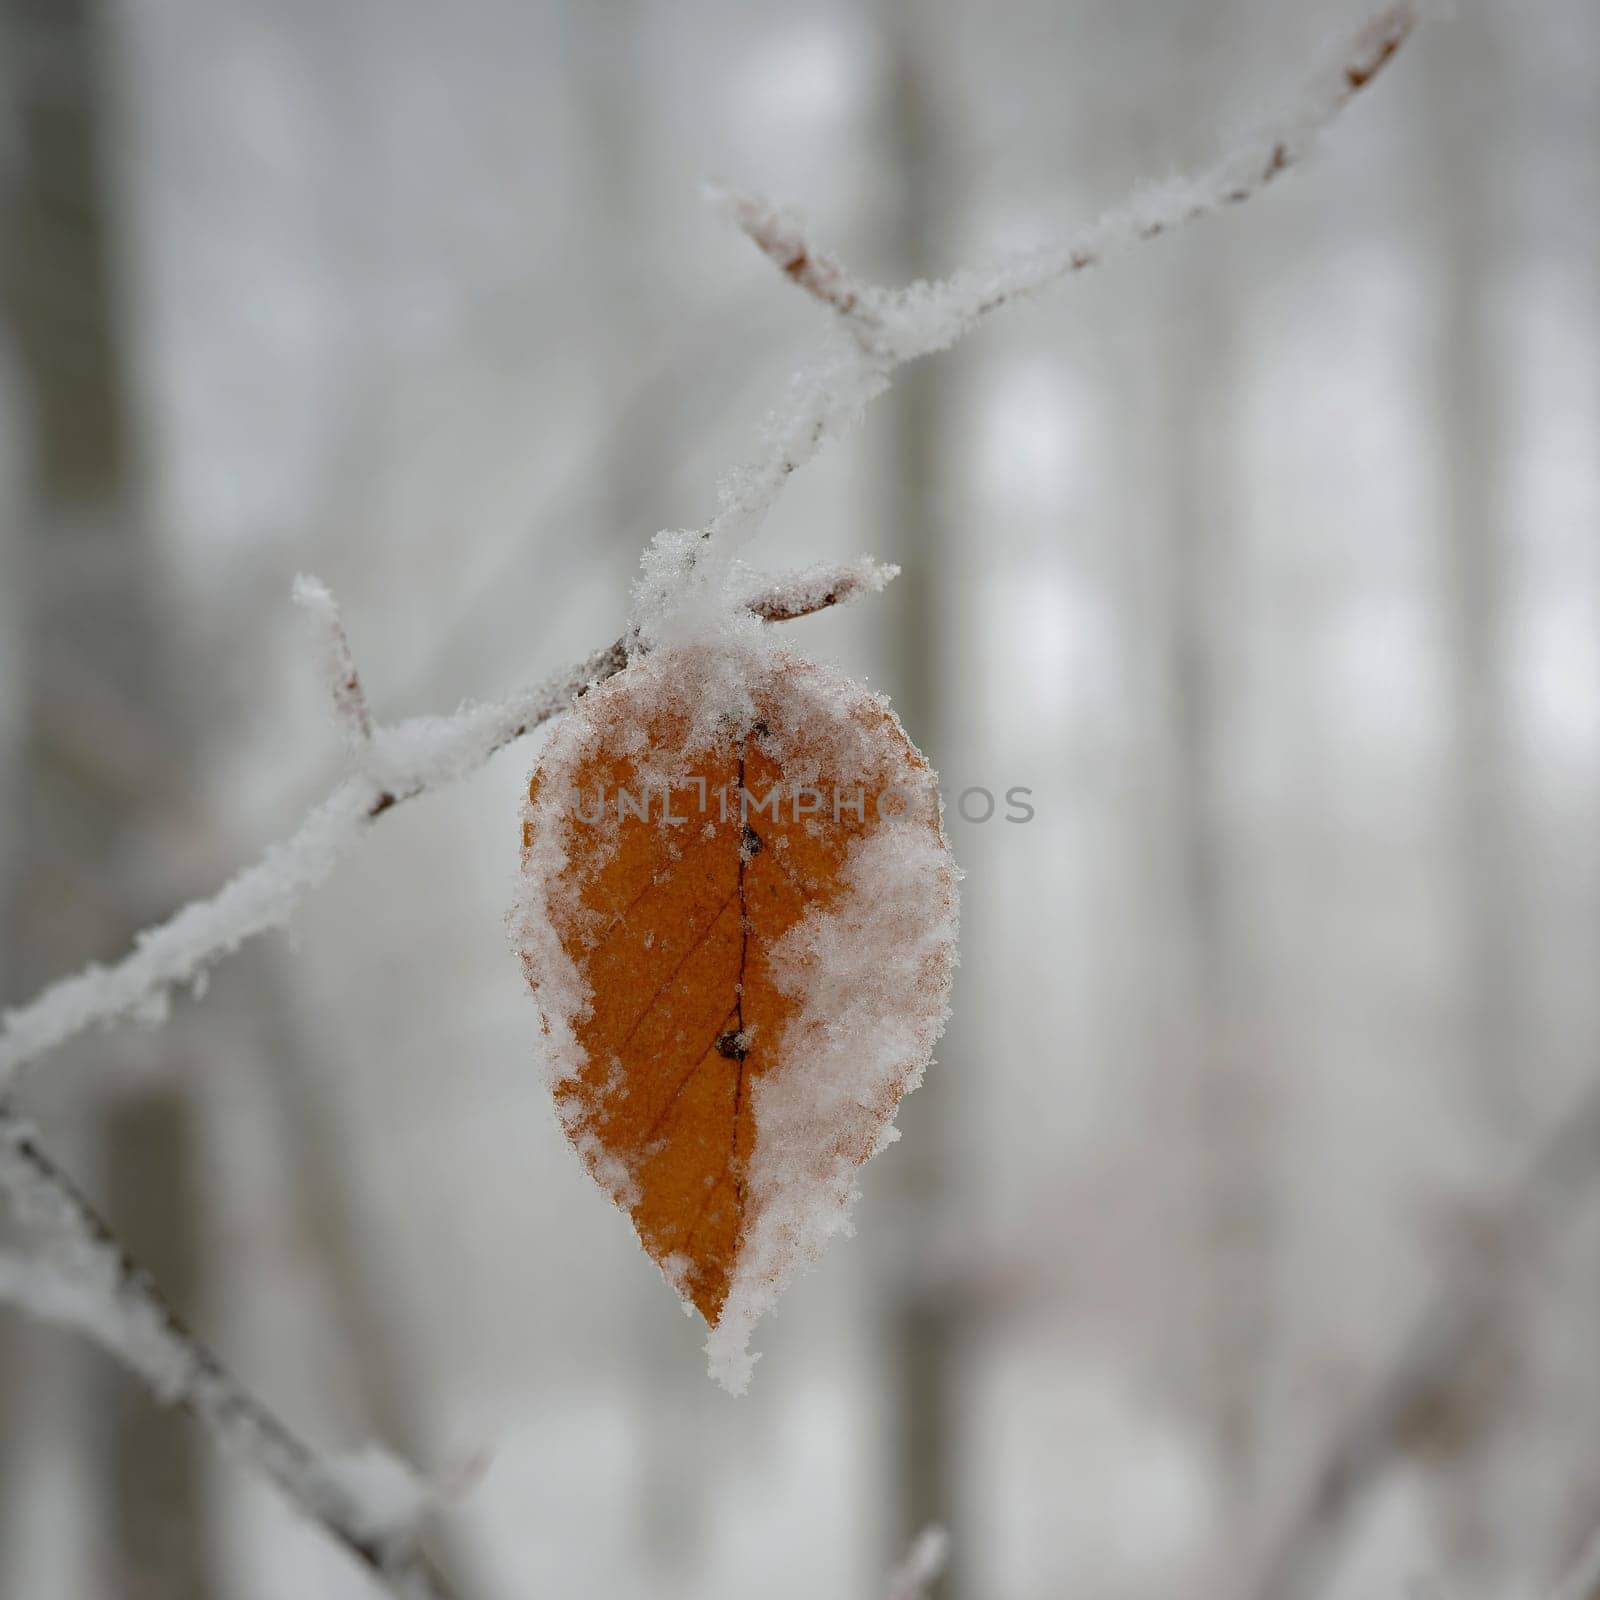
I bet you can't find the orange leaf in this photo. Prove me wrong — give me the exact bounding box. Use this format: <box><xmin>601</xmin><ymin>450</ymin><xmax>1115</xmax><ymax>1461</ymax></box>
<box><xmin>516</xmin><ymin>641</ymin><xmax>957</xmax><ymax>1389</ymax></box>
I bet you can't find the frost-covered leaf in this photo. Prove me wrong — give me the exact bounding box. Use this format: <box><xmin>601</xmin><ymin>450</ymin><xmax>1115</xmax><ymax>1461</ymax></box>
<box><xmin>515</xmin><ymin>639</ymin><xmax>958</xmax><ymax>1391</ymax></box>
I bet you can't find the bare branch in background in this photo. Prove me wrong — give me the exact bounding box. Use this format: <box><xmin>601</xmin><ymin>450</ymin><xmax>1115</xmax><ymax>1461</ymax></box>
<box><xmin>0</xmin><ymin>1113</ymin><xmax>457</xmax><ymax>1600</ymax></box>
<box><xmin>1254</xmin><ymin>1082</ymin><xmax>1600</xmax><ymax>1600</ymax></box>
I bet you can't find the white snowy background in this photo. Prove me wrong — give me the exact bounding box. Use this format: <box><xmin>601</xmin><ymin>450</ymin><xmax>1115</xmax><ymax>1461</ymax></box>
<box><xmin>2</xmin><ymin>1</ymin><xmax>1599</xmax><ymax>1598</ymax></box>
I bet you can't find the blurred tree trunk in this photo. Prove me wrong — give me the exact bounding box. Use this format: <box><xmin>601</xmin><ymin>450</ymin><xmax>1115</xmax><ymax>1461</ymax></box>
<box><xmin>1161</xmin><ymin>258</ymin><xmax>1274</xmax><ymax>1521</ymax></box>
<box><xmin>0</xmin><ymin>2</ymin><xmax>209</xmax><ymax>1595</ymax></box>
<box><xmin>1154</xmin><ymin>22</ymin><xmax>1277</xmax><ymax>1543</ymax></box>
<box><xmin>878</xmin><ymin>5</ymin><xmax>964</xmax><ymax>1591</ymax></box>
<box><xmin>1423</xmin><ymin>7</ymin><xmax>1518</xmax><ymax>1586</ymax></box>
<box><xmin>1431</xmin><ymin>9</ymin><xmax>1519</xmax><ymax>1142</ymax></box>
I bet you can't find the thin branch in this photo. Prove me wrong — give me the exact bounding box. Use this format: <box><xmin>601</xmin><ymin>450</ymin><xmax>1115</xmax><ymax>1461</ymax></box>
<box><xmin>701</xmin><ymin>2</ymin><xmax>1422</xmax><ymax>569</ymax></box>
<box><xmin>294</xmin><ymin>573</ymin><xmax>375</xmax><ymax>749</ymax></box>
<box><xmin>0</xmin><ymin>1111</ymin><xmax>456</xmax><ymax>1600</ymax></box>
<box><xmin>734</xmin><ymin>555</ymin><xmax>899</xmax><ymax>622</ymax></box>
<box><xmin>0</xmin><ymin>562</ymin><xmax>893</xmax><ymax>1093</ymax></box>
<box><xmin>874</xmin><ymin>0</ymin><xmax>1421</xmax><ymax>350</ymax></box>
<box><xmin>712</xmin><ymin>186</ymin><xmax>884</xmax><ymax>341</ymax></box>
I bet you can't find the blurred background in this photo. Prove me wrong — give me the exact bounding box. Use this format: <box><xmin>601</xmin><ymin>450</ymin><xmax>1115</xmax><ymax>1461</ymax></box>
<box><xmin>2</xmin><ymin>0</ymin><xmax>1598</xmax><ymax>1597</ymax></box>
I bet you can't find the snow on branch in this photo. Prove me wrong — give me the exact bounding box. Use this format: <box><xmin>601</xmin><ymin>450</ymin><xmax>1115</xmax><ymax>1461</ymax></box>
<box><xmin>733</xmin><ymin>554</ymin><xmax>899</xmax><ymax>622</ymax></box>
<box><xmin>873</xmin><ymin>0</ymin><xmax>1420</xmax><ymax>355</ymax></box>
<box><xmin>0</xmin><ymin>562</ymin><xmax>893</xmax><ymax>1093</ymax></box>
<box><xmin>712</xmin><ymin>187</ymin><xmax>883</xmax><ymax>340</ymax></box>
<box><xmin>692</xmin><ymin>2</ymin><xmax>1421</xmax><ymax>579</ymax></box>
<box><xmin>0</xmin><ymin>1112</ymin><xmax>450</xmax><ymax>1600</ymax></box>
<box><xmin>294</xmin><ymin>572</ymin><xmax>374</xmax><ymax>750</ymax></box>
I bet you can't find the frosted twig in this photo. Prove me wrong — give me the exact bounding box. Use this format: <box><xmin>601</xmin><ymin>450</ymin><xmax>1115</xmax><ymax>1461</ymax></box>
<box><xmin>0</xmin><ymin>562</ymin><xmax>894</xmax><ymax>1092</ymax></box>
<box><xmin>712</xmin><ymin>186</ymin><xmax>885</xmax><ymax>343</ymax></box>
<box><xmin>873</xmin><ymin>0</ymin><xmax>1419</xmax><ymax>352</ymax></box>
<box><xmin>733</xmin><ymin>555</ymin><xmax>899</xmax><ymax>622</ymax></box>
<box><xmin>294</xmin><ymin>573</ymin><xmax>374</xmax><ymax>749</ymax></box>
<box><xmin>887</xmin><ymin>1525</ymin><xmax>950</xmax><ymax>1600</ymax></box>
<box><xmin>700</xmin><ymin>2</ymin><xmax>1421</xmax><ymax>570</ymax></box>
<box><xmin>0</xmin><ymin>1112</ymin><xmax>453</xmax><ymax>1600</ymax></box>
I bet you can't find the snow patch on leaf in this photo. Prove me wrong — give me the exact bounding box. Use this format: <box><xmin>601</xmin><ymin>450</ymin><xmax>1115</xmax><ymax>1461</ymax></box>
<box><xmin>514</xmin><ymin>637</ymin><xmax>958</xmax><ymax>1390</ymax></box>
<box><xmin>705</xmin><ymin>821</ymin><xmax>959</xmax><ymax>1393</ymax></box>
